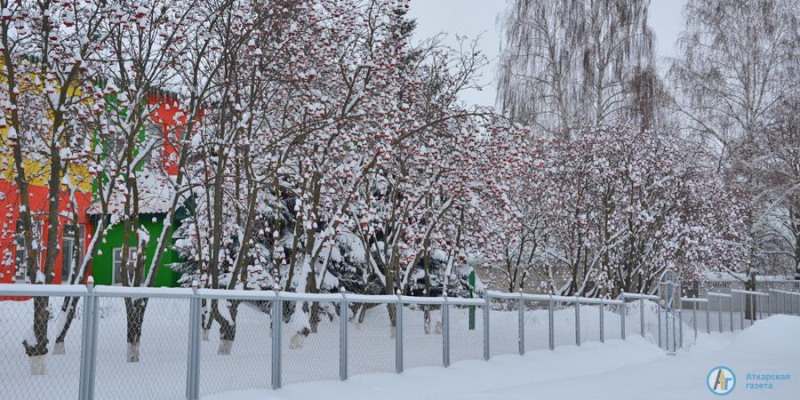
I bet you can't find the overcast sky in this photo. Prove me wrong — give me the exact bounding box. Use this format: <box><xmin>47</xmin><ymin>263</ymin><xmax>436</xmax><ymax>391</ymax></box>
<box><xmin>409</xmin><ymin>0</ymin><xmax>687</xmax><ymax>108</ymax></box>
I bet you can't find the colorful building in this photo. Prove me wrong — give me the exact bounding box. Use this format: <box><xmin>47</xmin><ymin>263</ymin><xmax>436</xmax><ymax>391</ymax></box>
<box><xmin>86</xmin><ymin>92</ymin><xmax>189</xmax><ymax>287</ymax></box>
<box><xmin>1</xmin><ymin>91</ymin><xmax>191</xmax><ymax>287</ymax></box>
<box><xmin>0</xmin><ymin>166</ymin><xmax>93</xmax><ymax>284</ymax></box>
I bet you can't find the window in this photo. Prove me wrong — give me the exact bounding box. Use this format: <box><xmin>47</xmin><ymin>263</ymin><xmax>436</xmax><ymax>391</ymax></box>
<box><xmin>112</xmin><ymin>248</ymin><xmax>139</xmax><ymax>285</ymax></box>
<box><xmin>61</xmin><ymin>225</ymin><xmax>84</xmax><ymax>285</ymax></box>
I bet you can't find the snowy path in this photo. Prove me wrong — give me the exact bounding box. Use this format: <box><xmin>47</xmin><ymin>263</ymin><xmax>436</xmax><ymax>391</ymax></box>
<box><xmin>206</xmin><ymin>316</ymin><xmax>800</xmax><ymax>400</ymax></box>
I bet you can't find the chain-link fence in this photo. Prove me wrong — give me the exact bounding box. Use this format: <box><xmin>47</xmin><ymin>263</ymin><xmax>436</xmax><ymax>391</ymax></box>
<box><xmin>522</xmin><ymin>299</ymin><xmax>550</xmax><ymax>351</ymax></box>
<box><xmin>281</xmin><ymin>296</ymin><xmax>340</xmax><ymax>385</ymax></box>
<box><xmin>1</xmin><ymin>284</ymin><xmax>797</xmax><ymax>400</ymax></box>
<box><xmin>488</xmin><ymin>296</ymin><xmax>519</xmax><ymax>357</ymax></box>
<box><xmin>401</xmin><ymin>299</ymin><xmax>443</xmax><ymax>369</ymax></box>
<box><xmin>0</xmin><ymin>291</ymin><xmax>85</xmax><ymax>400</ymax></box>
<box><xmin>198</xmin><ymin>293</ymin><xmax>274</xmax><ymax>398</ymax></box>
<box><xmin>448</xmin><ymin>298</ymin><xmax>486</xmax><ymax>363</ymax></box>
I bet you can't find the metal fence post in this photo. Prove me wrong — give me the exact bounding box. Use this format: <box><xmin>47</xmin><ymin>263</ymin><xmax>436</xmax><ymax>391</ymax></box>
<box><xmin>574</xmin><ymin>296</ymin><xmax>581</xmax><ymax>346</ymax></box>
<box><xmin>749</xmin><ymin>294</ymin><xmax>754</xmax><ymax>326</ymax></box>
<box><xmin>728</xmin><ymin>296</ymin><xmax>734</xmax><ymax>333</ymax></box>
<box><xmin>395</xmin><ymin>291</ymin><xmax>403</xmax><ymax>374</ymax></box>
<box><xmin>758</xmin><ymin>294</ymin><xmax>763</xmax><ymax>320</ymax></box>
<box><xmin>677</xmin><ymin>304</ymin><xmax>682</xmax><ymax>350</ymax></box>
<box><xmin>79</xmin><ymin>279</ymin><xmax>99</xmax><ymax>400</ymax></box>
<box><xmin>717</xmin><ymin>296</ymin><xmax>723</xmax><ymax>333</ymax></box>
<box><xmin>692</xmin><ymin>301</ymin><xmax>697</xmax><ymax>338</ymax></box>
<box><xmin>339</xmin><ymin>288</ymin><xmax>349</xmax><ymax>381</ymax></box>
<box><xmin>599</xmin><ymin>298</ymin><xmax>604</xmax><ymax>343</ymax></box>
<box><xmin>705</xmin><ymin>297</ymin><xmax>710</xmax><ymax>334</ymax></box>
<box><xmin>443</xmin><ymin>293</ymin><xmax>451</xmax><ymax>367</ymax></box>
<box><xmin>548</xmin><ymin>296</ymin><xmax>555</xmax><ymax>350</ymax></box>
<box><xmin>518</xmin><ymin>292</ymin><xmax>525</xmax><ymax>355</ymax></box>
<box><xmin>483</xmin><ymin>291</ymin><xmax>490</xmax><ymax>361</ymax></box>
<box><xmin>657</xmin><ymin>297</ymin><xmax>662</xmax><ymax>347</ymax></box>
<box><xmin>78</xmin><ymin>284</ymin><xmax>92</xmax><ymax>400</ymax></box>
<box><xmin>87</xmin><ymin>281</ymin><xmax>99</xmax><ymax>400</ymax></box>
<box><xmin>639</xmin><ymin>297</ymin><xmax>644</xmax><ymax>338</ymax></box>
<box><xmin>781</xmin><ymin>291</ymin><xmax>785</xmax><ymax>314</ymax></box>
<box><xmin>795</xmin><ymin>293</ymin><xmax>799</xmax><ymax>316</ymax></box>
<box><xmin>738</xmin><ymin>293</ymin><xmax>744</xmax><ymax>329</ymax></box>
<box><xmin>620</xmin><ymin>298</ymin><xmax>626</xmax><ymax>340</ymax></box>
<box><xmin>767</xmin><ymin>291</ymin><xmax>771</xmax><ymax>316</ymax></box>
<box><xmin>185</xmin><ymin>282</ymin><xmax>201</xmax><ymax>400</ymax></box>
<box><xmin>664</xmin><ymin>301</ymin><xmax>669</xmax><ymax>351</ymax></box>
<box><xmin>271</xmin><ymin>289</ymin><xmax>282</xmax><ymax>390</ymax></box>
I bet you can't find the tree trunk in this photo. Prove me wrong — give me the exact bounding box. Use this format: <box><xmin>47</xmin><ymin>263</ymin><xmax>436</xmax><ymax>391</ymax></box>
<box><xmin>54</xmin><ymin>296</ymin><xmax>81</xmax><ymax>355</ymax></box>
<box><xmin>124</xmin><ymin>298</ymin><xmax>148</xmax><ymax>362</ymax></box>
<box><xmin>211</xmin><ymin>299</ymin><xmax>240</xmax><ymax>355</ymax></box>
<box><xmin>22</xmin><ymin>297</ymin><xmax>51</xmax><ymax>375</ymax></box>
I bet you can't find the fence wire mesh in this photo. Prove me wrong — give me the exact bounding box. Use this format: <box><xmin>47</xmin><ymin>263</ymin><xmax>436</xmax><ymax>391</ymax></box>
<box><xmin>94</xmin><ymin>296</ymin><xmax>190</xmax><ymax>400</ymax></box>
<box><xmin>523</xmin><ymin>300</ymin><xmax>549</xmax><ymax>351</ymax></box>
<box><xmin>552</xmin><ymin>300</ymin><xmax>576</xmax><ymax>347</ymax></box>
<box><xmin>489</xmin><ymin>298</ymin><xmax>519</xmax><ymax>356</ymax></box>
<box><xmin>0</xmin><ymin>295</ymin><xmax>84</xmax><ymax>400</ymax></box>
<box><xmin>579</xmin><ymin>302</ymin><xmax>601</xmax><ymax>344</ymax></box>
<box><xmin>198</xmin><ymin>298</ymin><xmax>273</xmax><ymax>398</ymax></box>
<box><xmin>1</xmin><ymin>286</ymin><xmax>783</xmax><ymax>399</ymax></box>
<box><xmin>680</xmin><ymin>300</ymin><xmax>701</xmax><ymax>338</ymax></box>
<box><xmin>449</xmin><ymin>303</ymin><xmax>484</xmax><ymax>363</ymax></box>
<box><xmin>401</xmin><ymin>303</ymin><xmax>443</xmax><ymax>369</ymax></box>
<box><xmin>348</xmin><ymin>301</ymin><xmax>396</xmax><ymax>377</ymax></box>
<box><xmin>732</xmin><ymin>294</ymin><xmax>743</xmax><ymax>331</ymax></box>
<box><xmin>604</xmin><ymin>302</ymin><xmax>624</xmax><ymax>340</ymax></box>
<box><xmin>281</xmin><ymin>300</ymin><xmax>340</xmax><ymax>385</ymax></box>
<box><xmin>622</xmin><ymin>299</ymin><xmax>641</xmax><ymax>338</ymax></box>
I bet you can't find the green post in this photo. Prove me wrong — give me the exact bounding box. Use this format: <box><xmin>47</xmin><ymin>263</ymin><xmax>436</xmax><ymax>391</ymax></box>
<box><xmin>469</xmin><ymin>270</ymin><xmax>476</xmax><ymax>330</ymax></box>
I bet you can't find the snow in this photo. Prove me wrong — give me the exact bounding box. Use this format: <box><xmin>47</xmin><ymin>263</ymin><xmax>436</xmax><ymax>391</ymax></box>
<box><xmin>0</xmin><ymin>292</ymin><xmax>795</xmax><ymax>400</ymax></box>
<box><xmin>86</xmin><ymin>171</ymin><xmax>176</xmax><ymax>215</ymax></box>
<box><xmin>204</xmin><ymin>316</ymin><xmax>800</xmax><ymax>400</ymax></box>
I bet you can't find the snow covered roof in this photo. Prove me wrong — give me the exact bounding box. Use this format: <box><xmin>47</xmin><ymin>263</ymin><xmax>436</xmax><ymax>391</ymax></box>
<box><xmin>87</xmin><ymin>171</ymin><xmax>176</xmax><ymax>215</ymax></box>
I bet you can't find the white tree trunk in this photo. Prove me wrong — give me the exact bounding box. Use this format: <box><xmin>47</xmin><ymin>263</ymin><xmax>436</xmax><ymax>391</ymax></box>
<box><xmin>29</xmin><ymin>355</ymin><xmax>47</xmax><ymax>376</ymax></box>
<box><xmin>127</xmin><ymin>343</ymin><xmax>140</xmax><ymax>362</ymax></box>
<box><xmin>218</xmin><ymin>340</ymin><xmax>233</xmax><ymax>355</ymax></box>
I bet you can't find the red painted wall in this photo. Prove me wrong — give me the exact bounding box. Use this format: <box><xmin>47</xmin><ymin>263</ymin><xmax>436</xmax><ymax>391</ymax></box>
<box><xmin>0</xmin><ymin>179</ymin><xmax>92</xmax><ymax>284</ymax></box>
<box><xmin>0</xmin><ymin>92</ymin><xmax>198</xmax><ymax>287</ymax></box>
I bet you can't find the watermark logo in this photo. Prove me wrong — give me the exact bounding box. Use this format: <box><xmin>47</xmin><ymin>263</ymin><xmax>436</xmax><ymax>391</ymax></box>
<box><xmin>708</xmin><ymin>366</ymin><xmax>736</xmax><ymax>395</ymax></box>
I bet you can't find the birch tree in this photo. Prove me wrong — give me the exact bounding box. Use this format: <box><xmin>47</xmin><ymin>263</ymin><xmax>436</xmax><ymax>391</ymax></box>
<box><xmin>668</xmin><ymin>0</ymin><xmax>800</xmax><ymax>289</ymax></box>
<box><xmin>497</xmin><ymin>0</ymin><xmax>658</xmax><ymax>133</ymax></box>
<box><xmin>0</xmin><ymin>0</ymin><xmax>108</xmax><ymax>374</ymax></box>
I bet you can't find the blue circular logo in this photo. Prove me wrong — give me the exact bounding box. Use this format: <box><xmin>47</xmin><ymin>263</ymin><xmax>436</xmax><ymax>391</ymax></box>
<box><xmin>707</xmin><ymin>366</ymin><xmax>736</xmax><ymax>395</ymax></box>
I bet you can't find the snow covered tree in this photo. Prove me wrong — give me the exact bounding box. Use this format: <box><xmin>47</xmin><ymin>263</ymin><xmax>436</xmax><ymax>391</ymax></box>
<box><xmin>0</xmin><ymin>0</ymin><xmax>109</xmax><ymax>373</ymax></box>
<box><xmin>668</xmin><ymin>0</ymin><xmax>800</xmax><ymax>289</ymax></box>
<box><xmin>497</xmin><ymin>0</ymin><xmax>658</xmax><ymax>133</ymax></box>
<box><xmin>520</xmin><ymin>125</ymin><xmax>748</xmax><ymax>296</ymax></box>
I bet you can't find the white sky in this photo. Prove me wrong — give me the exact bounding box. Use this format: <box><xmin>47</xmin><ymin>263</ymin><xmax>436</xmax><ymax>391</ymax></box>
<box><xmin>409</xmin><ymin>0</ymin><xmax>687</xmax><ymax>108</ymax></box>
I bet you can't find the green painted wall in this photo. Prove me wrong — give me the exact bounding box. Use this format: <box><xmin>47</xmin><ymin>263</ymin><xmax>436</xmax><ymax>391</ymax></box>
<box><xmin>92</xmin><ymin>214</ymin><xmax>180</xmax><ymax>287</ymax></box>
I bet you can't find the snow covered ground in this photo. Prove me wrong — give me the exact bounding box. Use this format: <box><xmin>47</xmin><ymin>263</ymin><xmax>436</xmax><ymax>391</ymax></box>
<box><xmin>205</xmin><ymin>316</ymin><xmax>800</xmax><ymax>400</ymax></box>
<box><xmin>0</xmin><ymin>295</ymin><xmax>792</xmax><ymax>400</ymax></box>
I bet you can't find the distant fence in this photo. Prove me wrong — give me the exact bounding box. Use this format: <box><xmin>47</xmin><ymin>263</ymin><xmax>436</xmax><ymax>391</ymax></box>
<box><xmin>0</xmin><ymin>283</ymin><xmax>798</xmax><ymax>400</ymax></box>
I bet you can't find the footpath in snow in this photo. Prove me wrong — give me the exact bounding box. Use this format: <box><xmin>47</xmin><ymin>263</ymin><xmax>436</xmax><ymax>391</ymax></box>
<box><xmin>205</xmin><ymin>315</ymin><xmax>800</xmax><ymax>400</ymax></box>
